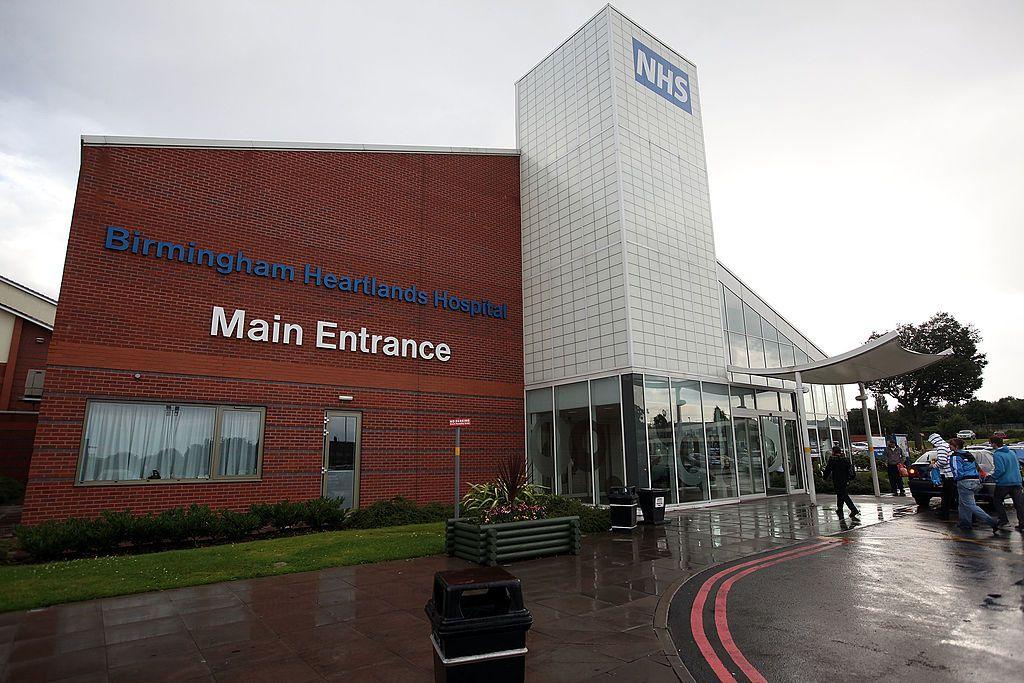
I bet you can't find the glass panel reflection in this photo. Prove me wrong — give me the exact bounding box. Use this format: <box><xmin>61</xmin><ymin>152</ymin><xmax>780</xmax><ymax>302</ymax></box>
<box><xmin>526</xmin><ymin>388</ymin><xmax>555</xmax><ymax>493</ymax></box>
<box><xmin>723</xmin><ymin>286</ymin><xmax>745</xmax><ymax>333</ymax></box>
<box><xmin>761</xmin><ymin>416</ymin><xmax>786</xmax><ymax>495</ymax></box>
<box><xmin>590</xmin><ymin>377</ymin><xmax>624</xmax><ymax>504</ymax></box>
<box><xmin>703</xmin><ymin>383</ymin><xmax>737</xmax><ymax>500</ymax></box>
<box><xmin>645</xmin><ymin>376</ymin><xmax>676</xmax><ymax>503</ymax></box>
<box><xmin>734</xmin><ymin>415</ymin><xmax>765</xmax><ymax>495</ymax></box>
<box><xmin>555</xmin><ymin>382</ymin><xmax>592</xmax><ymax>501</ymax></box>
<box><xmin>784</xmin><ymin>419</ymin><xmax>804</xmax><ymax>490</ymax></box>
<box><xmin>673</xmin><ymin>379</ymin><xmax>708</xmax><ymax>503</ymax></box>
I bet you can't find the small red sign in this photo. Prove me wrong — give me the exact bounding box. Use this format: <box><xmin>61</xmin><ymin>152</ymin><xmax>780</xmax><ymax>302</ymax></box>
<box><xmin>449</xmin><ymin>418</ymin><xmax>471</xmax><ymax>427</ymax></box>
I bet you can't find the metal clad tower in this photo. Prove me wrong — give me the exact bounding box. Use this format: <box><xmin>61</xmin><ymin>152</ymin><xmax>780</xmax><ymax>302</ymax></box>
<box><xmin>518</xmin><ymin>5</ymin><xmax>726</xmax><ymax>388</ymax></box>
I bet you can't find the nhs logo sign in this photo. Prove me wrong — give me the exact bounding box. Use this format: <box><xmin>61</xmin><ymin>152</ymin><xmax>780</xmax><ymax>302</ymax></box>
<box><xmin>632</xmin><ymin>38</ymin><xmax>691</xmax><ymax>114</ymax></box>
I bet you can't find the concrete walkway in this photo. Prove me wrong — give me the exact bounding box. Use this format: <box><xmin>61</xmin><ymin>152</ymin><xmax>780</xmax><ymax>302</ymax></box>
<box><xmin>0</xmin><ymin>496</ymin><xmax>913</xmax><ymax>682</ymax></box>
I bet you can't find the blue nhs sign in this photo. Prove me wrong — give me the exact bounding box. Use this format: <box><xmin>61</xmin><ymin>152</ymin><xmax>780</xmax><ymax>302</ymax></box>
<box><xmin>632</xmin><ymin>38</ymin><xmax>691</xmax><ymax>114</ymax></box>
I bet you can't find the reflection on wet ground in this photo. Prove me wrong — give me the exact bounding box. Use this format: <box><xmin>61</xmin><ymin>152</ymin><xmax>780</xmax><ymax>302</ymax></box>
<box><xmin>0</xmin><ymin>496</ymin><xmax>916</xmax><ymax>681</ymax></box>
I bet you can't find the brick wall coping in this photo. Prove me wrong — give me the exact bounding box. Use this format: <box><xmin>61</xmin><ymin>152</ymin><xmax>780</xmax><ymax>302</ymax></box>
<box><xmin>81</xmin><ymin>135</ymin><xmax>521</xmax><ymax>156</ymax></box>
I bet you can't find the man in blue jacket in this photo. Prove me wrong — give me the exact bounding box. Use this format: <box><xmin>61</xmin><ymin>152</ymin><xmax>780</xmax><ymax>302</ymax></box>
<box><xmin>990</xmin><ymin>435</ymin><xmax>1024</xmax><ymax>531</ymax></box>
<box><xmin>949</xmin><ymin>438</ymin><xmax>1000</xmax><ymax>535</ymax></box>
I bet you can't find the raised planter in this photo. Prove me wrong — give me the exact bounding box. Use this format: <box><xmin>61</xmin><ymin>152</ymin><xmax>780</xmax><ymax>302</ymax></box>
<box><xmin>446</xmin><ymin>516</ymin><xmax>581</xmax><ymax>566</ymax></box>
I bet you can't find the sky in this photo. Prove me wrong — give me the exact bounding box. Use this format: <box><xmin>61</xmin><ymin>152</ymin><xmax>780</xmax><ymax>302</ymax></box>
<box><xmin>1</xmin><ymin>1</ymin><xmax>1022</xmax><ymax>403</ymax></box>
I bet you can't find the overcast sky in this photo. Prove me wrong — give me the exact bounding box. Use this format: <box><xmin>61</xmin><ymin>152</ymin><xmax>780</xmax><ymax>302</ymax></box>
<box><xmin>1</xmin><ymin>1</ymin><xmax>1021</xmax><ymax>404</ymax></box>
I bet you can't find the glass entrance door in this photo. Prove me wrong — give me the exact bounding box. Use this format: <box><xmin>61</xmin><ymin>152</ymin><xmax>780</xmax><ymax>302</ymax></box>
<box><xmin>784</xmin><ymin>419</ymin><xmax>804</xmax><ymax>492</ymax></box>
<box><xmin>323</xmin><ymin>411</ymin><xmax>361</xmax><ymax>508</ymax></box>
<box><xmin>760</xmin><ymin>416</ymin><xmax>787</xmax><ymax>495</ymax></box>
<box><xmin>734</xmin><ymin>415</ymin><xmax>765</xmax><ymax>496</ymax></box>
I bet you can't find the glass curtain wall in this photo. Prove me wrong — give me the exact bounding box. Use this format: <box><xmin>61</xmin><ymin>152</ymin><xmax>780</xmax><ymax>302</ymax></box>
<box><xmin>784</xmin><ymin>419</ymin><xmax>804</xmax><ymax>490</ymax></box>
<box><xmin>555</xmin><ymin>382</ymin><xmax>592</xmax><ymax>501</ymax></box>
<box><xmin>761</xmin><ymin>416</ymin><xmax>786</xmax><ymax>494</ymax></box>
<box><xmin>644</xmin><ymin>376</ymin><xmax>677</xmax><ymax>503</ymax></box>
<box><xmin>526</xmin><ymin>388</ymin><xmax>555</xmax><ymax>493</ymax></box>
<box><xmin>703</xmin><ymin>383</ymin><xmax>737</xmax><ymax>499</ymax></box>
<box><xmin>590</xmin><ymin>377</ymin><xmax>624</xmax><ymax>503</ymax></box>
<box><xmin>673</xmin><ymin>380</ymin><xmax>709</xmax><ymax>503</ymax></box>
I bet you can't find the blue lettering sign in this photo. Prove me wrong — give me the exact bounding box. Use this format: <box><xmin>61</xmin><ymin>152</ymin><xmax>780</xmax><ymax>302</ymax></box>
<box><xmin>100</xmin><ymin>226</ymin><xmax>508</xmax><ymax>322</ymax></box>
<box><xmin>632</xmin><ymin>38</ymin><xmax>691</xmax><ymax>114</ymax></box>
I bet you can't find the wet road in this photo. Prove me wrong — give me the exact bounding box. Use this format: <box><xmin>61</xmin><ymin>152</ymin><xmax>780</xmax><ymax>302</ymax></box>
<box><xmin>669</xmin><ymin>508</ymin><xmax>1024</xmax><ymax>682</ymax></box>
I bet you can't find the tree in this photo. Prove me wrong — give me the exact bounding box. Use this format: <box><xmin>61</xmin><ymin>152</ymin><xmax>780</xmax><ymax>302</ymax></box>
<box><xmin>866</xmin><ymin>312</ymin><xmax>987</xmax><ymax>449</ymax></box>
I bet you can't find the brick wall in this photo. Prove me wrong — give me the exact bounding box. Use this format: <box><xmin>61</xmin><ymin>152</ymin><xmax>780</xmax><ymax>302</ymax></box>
<box><xmin>0</xmin><ymin>319</ymin><xmax>52</xmax><ymax>481</ymax></box>
<box><xmin>23</xmin><ymin>144</ymin><xmax>523</xmax><ymax>523</ymax></box>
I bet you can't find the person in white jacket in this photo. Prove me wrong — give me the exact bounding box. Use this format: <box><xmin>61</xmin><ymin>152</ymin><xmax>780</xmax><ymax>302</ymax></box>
<box><xmin>928</xmin><ymin>433</ymin><xmax>957</xmax><ymax>520</ymax></box>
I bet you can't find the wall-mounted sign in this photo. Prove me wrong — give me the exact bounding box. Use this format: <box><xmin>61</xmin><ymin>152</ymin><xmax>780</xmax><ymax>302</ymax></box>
<box><xmin>210</xmin><ymin>306</ymin><xmax>452</xmax><ymax>362</ymax></box>
<box><xmin>103</xmin><ymin>226</ymin><xmax>509</xmax><ymax>322</ymax></box>
<box><xmin>633</xmin><ymin>38</ymin><xmax>692</xmax><ymax>114</ymax></box>
<box><xmin>449</xmin><ymin>418</ymin><xmax>471</xmax><ymax>427</ymax></box>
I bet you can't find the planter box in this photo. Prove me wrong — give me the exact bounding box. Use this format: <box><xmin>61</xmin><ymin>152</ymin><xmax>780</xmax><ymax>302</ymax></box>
<box><xmin>446</xmin><ymin>516</ymin><xmax>581</xmax><ymax>566</ymax></box>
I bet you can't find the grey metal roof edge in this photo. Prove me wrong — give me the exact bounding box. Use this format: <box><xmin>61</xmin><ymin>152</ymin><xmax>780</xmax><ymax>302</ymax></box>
<box><xmin>0</xmin><ymin>274</ymin><xmax>58</xmax><ymax>307</ymax></box>
<box><xmin>716</xmin><ymin>259</ymin><xmax>830</xmax><ymax>359</ymax></box>
<box><xmin>80</xmin><ymin>135</ymin><xmax>520</xmax><ymax>156</ymax></box>
<box><xmin>0</xmin><ymin>301</ymin><xmax>55</xmax><ymax>332</ymax></box>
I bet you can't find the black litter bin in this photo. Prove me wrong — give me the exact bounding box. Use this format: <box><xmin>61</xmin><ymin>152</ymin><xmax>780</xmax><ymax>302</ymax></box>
<box><xmin>607</xmin><ymin>486</ymin><xmax>638</xmax><ymax>531</ymax></box>
<box><xmin>425</xmin><ymin>566</ymin><xmax>533</xmax><ymax>683</ymax></box>
<box><xmin>638</xmin><ymin>487</ymin><xmax>669</xmax><ymax>525</ymax></box>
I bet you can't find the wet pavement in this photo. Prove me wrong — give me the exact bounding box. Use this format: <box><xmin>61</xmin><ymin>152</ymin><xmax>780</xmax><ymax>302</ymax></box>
<box><xmin>0</xmin><ymin>496</ymin><xmax>918</xmax><ymax>681</ymax></box>
<box><xmin>669</xmin><ymin>504</ymin><xmax>1024</xmax><ymax>682</ymax></box>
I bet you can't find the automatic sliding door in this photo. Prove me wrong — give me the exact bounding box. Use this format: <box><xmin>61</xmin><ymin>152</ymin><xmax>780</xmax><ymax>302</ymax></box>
<box><xmin>761</xmin><ymin>416</ymin><xmax>787</xmax><ymax>495</ymax></box>
<box><xmin>784</xmin><ymin>419</ymin><xmax>804</xmax><ymax>491</ymax></box>
<box><xmin>734</xmin><ymin>415</ymin><xmax>765</xmax><ymax>496</ymax></box>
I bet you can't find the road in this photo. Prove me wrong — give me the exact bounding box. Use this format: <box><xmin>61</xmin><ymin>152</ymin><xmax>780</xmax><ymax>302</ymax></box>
<box><xmin>669</xmin><ymin>509</ymin><xmax>1024</xmax><ymax>682</ymax></box>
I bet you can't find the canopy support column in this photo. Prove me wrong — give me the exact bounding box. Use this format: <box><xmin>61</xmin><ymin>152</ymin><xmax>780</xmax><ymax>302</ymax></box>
<box><xmin>794</xmin><ymin>371</ymin><xmax>816</xmax><ymax>505</ymax></box>
<box><xmin>858</xmin><ymin>382</ymin><xmax>882</xmax><ymax>497</ymax></box>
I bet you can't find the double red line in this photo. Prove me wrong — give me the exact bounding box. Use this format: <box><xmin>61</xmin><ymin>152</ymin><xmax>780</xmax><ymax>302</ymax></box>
<box><xmin>688</xmin><ymin>539</ymin><xmax>839</xmax><ymax>683</ymax></box>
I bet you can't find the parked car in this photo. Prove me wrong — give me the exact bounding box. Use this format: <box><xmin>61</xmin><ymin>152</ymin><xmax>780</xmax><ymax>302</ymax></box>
<box><xmin>956</xmin><ymin>429</ymin><xmax>976</xmax><ymax>439</ymax></box>
<box><xmin>851</xmin><ymin>441</ymin><xmax>869</xmax><ymax>453</ymax></box>
<box><xmin>906</xmin><ymin>450</ymin><xmax>996</xmax><ymax>509</ymax></box>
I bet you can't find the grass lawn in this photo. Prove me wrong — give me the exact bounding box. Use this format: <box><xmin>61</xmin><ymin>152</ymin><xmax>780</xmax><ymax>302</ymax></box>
<box><xmin>0</xmin><ymin>522</ymin><xmax>444</xmax><ymax>613</ymax></box>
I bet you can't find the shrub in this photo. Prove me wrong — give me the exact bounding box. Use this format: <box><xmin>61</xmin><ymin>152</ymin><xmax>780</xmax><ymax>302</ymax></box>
<box><xmin>128</xmin><ymin>513</ymin><xmax>165</xmax><ymax>547</ymax></box>
<box><xmin>345</xmin><ymin>497</ymin><xmax>451</xmax><ymax>529</ymax></box>
<box><xmin>15</xmin><ymin>520</ymin><xmax>80</xmax><ymax>561</ymax></box>
<box><xmin>0</xmin><ymin>476</ymin><xmax>26</xmax><ymax>505</ymax></box>
<box><xmin>217</xmin><ymin>510</ymin><xmax>261</xmax><ymax>540</ymax></box>
<box><xmin>462</xmin><ymin>453</ymin><xmax>546</xmax><ymax>522</ymax></box>
<box><xmin>250</xmin><ymin>500</ymin><xmax>303</xmax><ymax>530</ymax></box>
<box><xmin>300</xmin><ymin>497</ymin><xmax>346</xmax><ymax>530</ymax></box>
<box><xmin>539</xmin><ymin>495</ymin><xmax>610</xmax><ymax>534</ymax></box>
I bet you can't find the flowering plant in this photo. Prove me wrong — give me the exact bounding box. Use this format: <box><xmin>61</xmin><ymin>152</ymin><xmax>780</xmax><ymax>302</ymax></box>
<box><xmin>480</xmin><ymin>501</ymin><xmax>546</xmax><ymax>525</ymax></box>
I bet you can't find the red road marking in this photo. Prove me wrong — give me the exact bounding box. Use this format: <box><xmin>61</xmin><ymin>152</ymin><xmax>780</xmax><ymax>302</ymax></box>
<box><xmin>714</xmin><ymin>543</ymin><xmax>836</xmax><ymax>682</ymax></box>
<box><xmin>689</xmin><ymin>540</ymin><xmax>838</xmax><ymax>683</ymax></box>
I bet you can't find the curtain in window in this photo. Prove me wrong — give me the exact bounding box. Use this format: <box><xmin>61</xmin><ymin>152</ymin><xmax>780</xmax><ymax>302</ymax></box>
<box><xmin>80</xmin><ymin>403</ymin><xmax>214</xmax><ymax>481</ymax></box>
<box><xmin>218</xmin><ymin>409</ymin><xmax>261</xmax><ymax>476</ymax></box>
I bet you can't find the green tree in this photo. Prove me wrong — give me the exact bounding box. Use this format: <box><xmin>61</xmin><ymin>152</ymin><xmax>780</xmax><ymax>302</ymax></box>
<box><xmin>866</xmin><ymin>312</ymin><xmax>987</xmax><ymax>449</ymax></box>
<box><xmin>937</xmin><ymin>412</ymin><xmax>969</xmax><ymax>437</ymax></box>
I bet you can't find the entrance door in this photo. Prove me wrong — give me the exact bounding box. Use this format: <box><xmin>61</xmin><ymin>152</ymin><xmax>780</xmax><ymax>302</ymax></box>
<box><xmin>323</xmin><ymin>411</ymin><xmax>361</xmax><ymax>509</ymax></box>
<box><xmin>734</xmin><ymin>415</ymin><xmax>765</xmax><ymax>496</ymax></box>
<box><xmin>783</xmin><ymin>419</ymin><xmax>804</xmax><ymax>492</ymax></box>
<box><xmin>760</xmin><ymin>416</ymin><xmax>787</xmax><ymax>495</ymax></box>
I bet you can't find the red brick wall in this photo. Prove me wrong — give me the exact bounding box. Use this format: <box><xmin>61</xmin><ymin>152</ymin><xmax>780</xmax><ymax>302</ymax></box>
<box><xmin>1</xmin><ymin>319</ymin><xmax>52</xmax><ymax>481</ymax></box>
<box><xmin>23</xmin><ymin>145</ymin><xmax>523</xmax><ymax>523</ymax></box>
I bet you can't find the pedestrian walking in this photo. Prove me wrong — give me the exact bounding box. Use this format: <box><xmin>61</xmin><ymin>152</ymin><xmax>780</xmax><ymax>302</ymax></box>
<box><xmin>928</xmin><ymin>433</ymin><xmax>957</xmax><ymax>520</ymax></box>
<box><xmin>823</xmin><ymin>445</ymin><xmax>859</xmax><ymax>520</ymax></box>
<box><xmin>989</xmin><ymin>435</ymin><xmax>1024</xmax><ymax>531</ymax></box>
<box><xmin>885</xmin><ymin>438</ymin><xmax>906</xmax><ymax>496</ymax></box>
<box><xmin>949</xmin><ymin>438</ymin><xmax>1000</xmax><ymax>535</ymax></box>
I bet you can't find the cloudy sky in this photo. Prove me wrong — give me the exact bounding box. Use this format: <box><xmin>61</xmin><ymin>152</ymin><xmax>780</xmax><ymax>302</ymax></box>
<box><xmin>1</xmin><ymin>1</ymin><xmax>1021</xmax><ymax>402</ymax></box>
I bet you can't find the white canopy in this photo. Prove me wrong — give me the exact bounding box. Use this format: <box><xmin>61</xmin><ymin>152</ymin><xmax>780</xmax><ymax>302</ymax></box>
<box><xmin>728</xmin><ymin>331</ymin><xmax>953</xmax><ymax>385</ymax></box>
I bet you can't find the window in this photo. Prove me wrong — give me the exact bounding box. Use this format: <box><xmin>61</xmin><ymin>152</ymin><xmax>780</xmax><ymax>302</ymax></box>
<box><xmin>742</xmin><ymin>303</ymin><xmax>762</xmax><ymax>339</ymax></box>
<box><xmin>645</xmin><ymin>376</ymin><xmax>676</xmax><ymax>503</ymax></box>
<box><xmin>723</xmin><ymin>286</ymin><xmax>745</xmax><ymax>333</ymax></box>
<box><xmin>703</xmin><ymin>383</ymin><xmax>737</xmax><ymax>500</ymax></box>
<box><xmin>24</xmin><ymin>370</ymin><xmax>45</xmax><ymax>400</ymax></box>
<box><xmin>590</xmin><ymin>377</ymin><xmax>624</xmax><ymax>504</ymax></box>
<box><xmin>526</xmin><ymin>388</ymin><xmax>555</xmax><ymax>493</ymax></box>
<box><xmin>673</xmin><ymin>379</ymin><xmax>708</xmax><ymax>503</ymax></box>
<box><xmin>78</xmin><ymin>401</ymin><xmax>264</xmax><ymax>483</ymax></box>
<box><xmin>555</xmin><ymin>382</ymin><xmax>592</xmax><ymax>501</ymax></box>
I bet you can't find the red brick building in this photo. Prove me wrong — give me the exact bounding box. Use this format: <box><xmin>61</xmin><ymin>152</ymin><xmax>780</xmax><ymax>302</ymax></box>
<box><xmin>0</xmin><ymin>276</ymin><xmax>56</xmax><ymax>484</ymax></box>
<box><xmin>21</xmin><ymin>137</ymin><xmax>522</xmax><ymax>524</ymax></box>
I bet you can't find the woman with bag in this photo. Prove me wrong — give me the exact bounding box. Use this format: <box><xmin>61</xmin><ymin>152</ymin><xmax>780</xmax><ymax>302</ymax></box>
<box><xmin>823</xmin><ymin>445</ymin><xmax>860</xmax><ymax>520</ymax></box>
